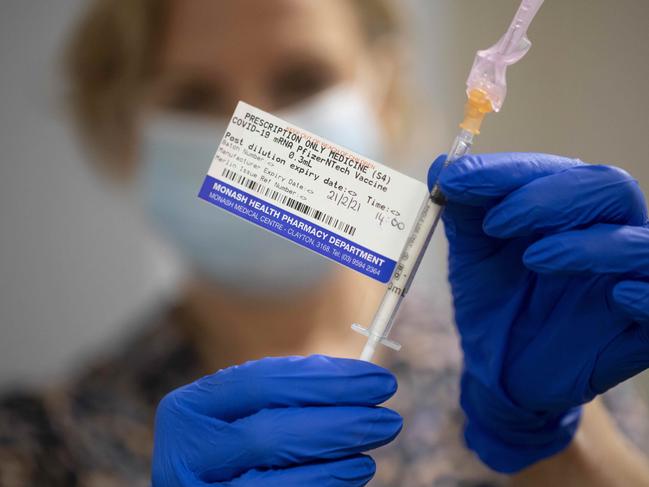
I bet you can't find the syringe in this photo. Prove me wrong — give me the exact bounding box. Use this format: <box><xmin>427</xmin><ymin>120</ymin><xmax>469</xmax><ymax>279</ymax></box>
<box><xmin>353</xmin><ymin>0</ymin><xmax>545</xmax><ymax>362</ymax></box>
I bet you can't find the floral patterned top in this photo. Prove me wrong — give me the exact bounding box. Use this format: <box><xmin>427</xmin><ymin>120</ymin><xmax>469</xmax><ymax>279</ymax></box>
<box><xmin>2</xmin><ymin>293</ymin><xmax>649</xmax><ymax>486</ymax></box>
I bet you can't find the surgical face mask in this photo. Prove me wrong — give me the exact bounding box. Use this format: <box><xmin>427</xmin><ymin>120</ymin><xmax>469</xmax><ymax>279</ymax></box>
<box><xmin>137</xmin><ymin>85</ymin><xmax>384</xmax><ymax>295</ymax></box>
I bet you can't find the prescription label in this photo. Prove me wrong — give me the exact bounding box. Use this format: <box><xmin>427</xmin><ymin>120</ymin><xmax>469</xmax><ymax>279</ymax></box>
<box><xmin>198</xmin><ymin>101</ymin><xmax>430</xmax><ymax>283</ymax></box>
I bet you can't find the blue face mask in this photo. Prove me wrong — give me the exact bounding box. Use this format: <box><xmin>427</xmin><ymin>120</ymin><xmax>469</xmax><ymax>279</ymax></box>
<box><xmin>137</xmin><ymin>85</ymin><xmax>384</xmax><ymax>295</ymax></box>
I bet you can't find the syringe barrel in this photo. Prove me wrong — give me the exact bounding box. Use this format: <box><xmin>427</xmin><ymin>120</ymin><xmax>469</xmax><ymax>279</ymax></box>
<box><xmin>363</xmin><ymin>196</ymin><xmax>445</xmax><ymax>342</ymax></box>
<box><xmin>362</xmin><ymin>129</ymin><xmax>475</xmax><ymax>342</ymax></box>
<box><xmin>390</xmin><ymin>198</ymin><xmax>445</xmax><ymax>298</ymax></box>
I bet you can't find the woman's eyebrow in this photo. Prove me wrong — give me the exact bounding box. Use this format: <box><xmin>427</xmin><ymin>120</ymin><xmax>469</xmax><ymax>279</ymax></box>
<box><xmin>154</xmin><ymin>70</ymin><xmax>229</xmax><ymax>95</ymax></box>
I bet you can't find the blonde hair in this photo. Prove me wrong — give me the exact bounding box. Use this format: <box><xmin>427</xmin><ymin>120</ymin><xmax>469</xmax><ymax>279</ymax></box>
<box><xmin>65</xmin><ymin>0</ymin><xmax>404</xmax><ymax>174</ymax></box>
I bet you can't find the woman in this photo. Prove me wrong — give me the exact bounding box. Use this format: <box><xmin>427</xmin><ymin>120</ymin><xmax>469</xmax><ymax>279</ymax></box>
<box><xmin>2</xmin><ymin>0</ymin><xmax>649</xmax><ymax>486</ymax></box>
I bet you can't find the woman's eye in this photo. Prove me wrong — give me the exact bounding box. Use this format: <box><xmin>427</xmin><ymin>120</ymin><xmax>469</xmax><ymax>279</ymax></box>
<box><xmin>159</xmin><ymin>81</ymin><xmax>225</xmax><ymax>115</ymax></box>
<box><xmin>271</xmin><ymin>61</ymin><xmax>338</xmax><ymax>108</ymax></box>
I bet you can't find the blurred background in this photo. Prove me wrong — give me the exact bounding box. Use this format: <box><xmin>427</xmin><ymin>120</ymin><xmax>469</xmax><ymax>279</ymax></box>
<box><xmin>1</xmin><ymin>0</ymin><xmax>648</xmax><ymax>397</ymax></box>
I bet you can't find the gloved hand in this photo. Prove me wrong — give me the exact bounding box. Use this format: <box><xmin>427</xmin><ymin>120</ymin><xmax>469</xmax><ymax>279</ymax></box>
<box><xmin>151</xmin><ymin>355</ymin><xmax>402</xmax><ymax>486</ymax></box>
<box><xmin>428</xmin><ymin>153</ymin><xmax>649</xmax><ymax>473</ymax></box>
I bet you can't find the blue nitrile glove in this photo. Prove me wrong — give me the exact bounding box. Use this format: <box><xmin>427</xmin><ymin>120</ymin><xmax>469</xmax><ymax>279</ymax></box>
<box><xmin>151</xmin><ymin>355</ymin><xmax>402</xmax><ymax>486</ymax></box>
<box><xmin>428</xmin><ymin>153</ymin><xmax>649</xmax><ymax>473</ymax></box>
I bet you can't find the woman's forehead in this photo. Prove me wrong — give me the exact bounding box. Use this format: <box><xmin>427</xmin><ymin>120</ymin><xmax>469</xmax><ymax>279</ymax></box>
<box><xmin>161</xmin><ymin>0</ymin><xmax>364</xmax><ymax>72</ymax></box>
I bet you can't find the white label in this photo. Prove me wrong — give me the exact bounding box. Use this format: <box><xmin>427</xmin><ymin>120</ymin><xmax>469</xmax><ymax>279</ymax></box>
<box><xmin>198</xmin><ymin>101</ymin><xmax>429</xmax><ymax>283</ymax></box>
